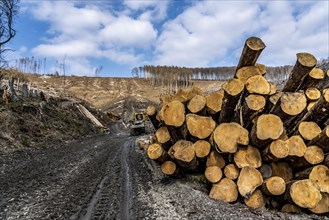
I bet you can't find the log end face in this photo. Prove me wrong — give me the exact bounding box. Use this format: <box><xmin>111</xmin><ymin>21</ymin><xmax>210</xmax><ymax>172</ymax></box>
<box><xmin>280</xmin><ymin>92</ymin><xmax>307</xmax><ymax>116</ymax></box>
<box><xmin>222</xmin><ymin>79</ymin><xmax>244</xmax><ymax>96</ymax></box>
<box><xmin>237</xmin><ymin>167</ymin><xmax>263</xmax><ymax>198</ymax></box>
<box><xmin>256</xmin><ymin>114</ymin><xmax>284</xmax><ymax>140</ymax></box>
<box><xmin>297</xmin><ymin>53</ymin><xmax>317</xmax><ymax>68</ymax></box>
<box><xmin>161</xmin><ymin>161</ymin><xmax>177</xmax><ymax>176</ymax></box>
<box><xmin>162</xmin><ymin>100</ymin><xmax>185</xmax><ymax>127</ymax></box>
<box><xmin>186</xmin><ymin>114</ymin><xmax>216</xmax><ymax>139</ymax></box>
<box><xmin>246</xmin><ymin>37</ymin><xmax>266</xmax><ymax>51</ymax></box>
<box><xmin>290</xmin><ymin>179</ymin><xmax>322</xmax><ymax>209</ymax></box>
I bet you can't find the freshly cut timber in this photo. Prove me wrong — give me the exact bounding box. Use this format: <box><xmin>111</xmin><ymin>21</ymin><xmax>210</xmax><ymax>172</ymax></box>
<box><xmin>186</xmin><ymin>114</ymin><xmax>216</xmax><ymax>139</ymax></box>
<box><xmin>286</xmin><ymin>135</ymin><xmax>307</xmax><ymax>157</ymax></box>
<box><xmin>244</xmin><ymin>189</ymin><xmax>265</xmax><ymax>209</ymax></box>
<box><xmin>170</xmin><ymin>140</ymin><xmax>197</xmax><ymax>171</ymax></box>
<box><xmin>268</xmin><ymin>82</ymin><xmax>277</xmax><ymax>95</ymax></box>
<box><xmin>270</xmin><ymin>92</ymin><xmax>307</xmax><ymax>127</ymax></box>
<box><xmin>297</xmin><ymin>121</ymin><xmax>321</xmax><ymax>141</ymax></box>
<box><xmin>223</xmin><ymin>164</ymin><xmax>240</xmax><ymax>180</ymax></box>
<box><xmin>206</xmin><ymin>151</ymin><xmax>226</xmax><ymax>169</ymax></box>
<box><xmin>212</xmin><ymin>122</ymin><xmax>249</xmax><ymax>153</ymax></box>
<box><xmin>209</xmin><ymin>178</ymin><xmax>239</xmax><ymax>203</ymax></box>
<box><xmin>234</xmin><ymin>145</ymin><xmax>262</xmax><ymax>168</ymax></box>
<box><xmin>307</xmin><ymin>101</ymin><xmax>316</xmax><ymax>111</ymax></box>
<box><xmin>155</xmin><ymin>126</ymin><xmax>172</xmax><ymax>150</ymax></box>
<box><xmin>205</xmin><ymin>89</ymin><xmax>224</xmax><ymax>116</ymax></box>
<box><xmin>308</xmin><ymin>126</ymin><xmax>329</xmax><ymax>153</ymax></box>
<box><xmin>187</xmin><ymin>94</ymin><xmax>206</xmax><ymax>114</ymax></box>
<box><xmin>309</xmin><ymin>165</ymin><xmax>329</xmax><ymax>193</ymax></box>
<box><xmin>309</xmin><ymin>193</ymin><xmax>329</xmax><ymax>214</ymax></box>
<box><xmin>305</xmin><ymin>87</ymin><xmax>321</xmax><ymax>101</ymax></box>
<box><xmin>250</xmin><ymin>114</ymin><xmax>284</xmax><ymax>148</ymax></box>
<box><xmin>255</xmin><ymin>63</ymin><xmax>266</xmax><ymax>75</ymax></box>
<box><xmin>205</xmin><ymin>166</ymin><xmax>223</xmax><ymax>183</ymax></box>
<box><xmin>218</xmin><ymin>78</ymin><xmax>244</xmax><ymax>123</ymax></box>
<box><xmin>237</xmin><ymin>167</ymin><xmax>263</xmax><ymax>198</ymax></box>
<box><xmin>235</xmin><ymin>66</ymin><xmax>262</xmax><ymax>84</ymax></box>
<box><xmin>146</xmin><ymin>105</ymin><xmax>160</xmax><ymax>129</ymax></box>
<box><xmin>193</xmin><ymin>140</ymin><xmax>211</xmax><ymax>159</ymax></box>
<box><xmin>245</xmin><ymin>75</ymin><xmax>271</xmax><ymax>95</ymax></box>
<box><xmin>281</xmin><ymin>204</ymin><xmax>301</xmax><ymax>213</ymax></box>
<box><xmin>161</xmin><ymin>161</ymin><xmax>181</xmax><ymax>177</ymax></box>
<box><xmin>235</xmin><ymin>37</ymin><xmax>266</xmax><ymax>73</ymax></box>
<box><xmin>270</xmin><ymin>162</ymin><xmax>293</xmax><ymax>182</ymax></box>
<box><xmin>298</xmin><ymin>67</ymin><xmax>324</xmax><ymax>90</ymax></box>
<box><xmin>186</xmin><ymin>87</ymin><xmax>205</xmax><ymax>100</ymax></box>
<box><xmin>290</xmin><ymin>146</ymin><xmax>324</xmax><ymax>169</ymax></box>
<box><xmin>286</xmin><ymin>179</ymin><xmax>322</xmax><ymax>209</ymax></box>
<box><xmin>159</xmin><ymin>94</ymin><xmax>173</xmax><ymax>106</ymax></box>
<box><xmin>161</xmin><ymin>100</ymin><xmax>185</xmax><ymax>127</ymax></box>
<box><xmin>241</xmin><ymin>94</ymin><xmax>266</xmax><ymax>128</ymax></box>
<box><xmin>261</xmin><ymin>176</ymin><xmax>286</xmax><ymax>196</ymax></box>
<box><xmin>282</xmin><ymin>52</ymin><xmax>317</xmax><ymax>92</ymax></box>
<box><xmin>147</xmin><ymin>143</ymin><xmax>169</xmax><ymax>164</ymax></box>
<box><xmin>262</xmin><ymin>139</ymin><xmax>289</xmax><ymax>162</ymax></box>
<box><xmin>264</xmin><ymin>92</ymin><xmax>282</xmax><ymax>114</ymax></box>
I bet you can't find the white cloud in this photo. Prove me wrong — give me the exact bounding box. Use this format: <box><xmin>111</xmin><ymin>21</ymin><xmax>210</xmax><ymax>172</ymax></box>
<box><xmin>123</xmin><ymin>0</ymin><xmax>169</xmax><ymax>21</ymax></box>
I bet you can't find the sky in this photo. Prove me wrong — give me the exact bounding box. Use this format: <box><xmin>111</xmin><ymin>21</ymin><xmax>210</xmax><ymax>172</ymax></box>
<box><xmin>4</xmin><ymin>0</ymin><xmax>329</xmax><ymax>77</ymax></box>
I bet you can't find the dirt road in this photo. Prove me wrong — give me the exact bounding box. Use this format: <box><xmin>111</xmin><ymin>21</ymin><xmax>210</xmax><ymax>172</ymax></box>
<box><xmin>0</xmin><ymin>130</ymin><xmax>327</xmax><ymax>220</ymax></box>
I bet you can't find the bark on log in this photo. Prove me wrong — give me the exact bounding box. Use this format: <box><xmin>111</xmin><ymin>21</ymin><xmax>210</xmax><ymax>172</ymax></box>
<box><xmin>234</xmin><ymin>145</ymin><xmax>262</xmax><ymax>168</ymax></box>
<box><xmin>147</xmin><ymin>143</ymin><xmax>169</xmax><ymax>164</ymax></box>
<box><xmin>250</xmin><ymin>114</ymin><xmax>284</xmax><ymax>148</ymax></box>
<box><xmin>259</xmin><ymin>163</ymin><xmax>272</xmax><ymax>179</ymax></box>
<box><xmin>235</xmin><ymin>37</ymin><xmax>266</xmax><ymax>74</ymax></box>
<box><xmin>309</xmin><ymin>192</ymin><xmax>329</xmax><ymax>214</ymax></box>
<box><xmin>206</xmin><ymin>151</ymin><xmax>226</xmax><ymax>169</ymax></box>
<box><xmin>270</xmin><ymin>92</ymin><xmax>307</xmax><ymax>128</ymax></box>
<box><xmin>282</xmin><ymin>53</ymin><xmax>317</xmax><ymax>92</ymax></box>
<box><xmin>187</xmin><ymin>95</ymin><xmax>206</xmax><ymax>115</ymax></box>
<box><xmin>270</xmin><ymin>161</ymin><xmax>293</xmax><ymax>182</ymax></box>
<box><xmin>287</xmin><ymin>135</ymin><xmax>307</xmax><ymax>157</ymax></box>
<box><xmin>205</xmin><ymin>166</ymin><xmax>223</xmax><ymax>184</ymax></box>
<box><xmin>237</xmin><ymin>167</ymin><xmax>263</xmax><ymax>198</ymax></box>
<box><xmin>209</xmin><ymin>178</ymin><xmax>239</xmax><ymax>203</ymax></box>
<box><xmin>261</xmin><ymin>176</ymin><xmax>286</xmax><ymax>196</ymax></box>
<box><xmin>262</xmin><ymin>139</ymin><xmax>289</xmax><ymax>162</ymax></box>
<box><xmin>245</xmin><ymin>75</ymin><xmax>271</xmax><ymax>95</ymax></box>
<box><xmin>186</xmin><ymin>114</ymin><xmax>216</xmax><ymax>140</ymax></box>
<box><xmin>194</xmin><ymin>140</ymin><xmax>211</xmax><ymax>159</ymax></box>
<box><xmin>241</xmin><ymin>94</ymin><xmax>266</xmax><ymax>128</ymax></box>
<box><xmin>223</xmin><ymin>164</ymin><xmax>240</xmax><ymax>180</ymax></box>
<box><xmin>212</xmin><ymin>122</ymin><xmax>249</xmax><ymax>153</ymax></box>
<box><xmin>308</xmin><ymin>126</ymin><xmax>329</xmax><ymax>153</ymax></box>
<box><xmin>161</xmin><ymin>161</ymin><xmax>182</xmax><ymax>178</ymax></box>
<box><xmin>244</xmin><ymin>189</ymin><xmax>266</xmax><ymax>209</ymax></box>
<box><xmin>218</xmin><ymin>79</ymin><xmax>244</xmax><ymax>123</ymax></box>
<box><xmin>235</xmin><ymin>66</ymin><xmax>262</xmax><ymax>84</ymax></box>
<box><xmin>170</xmin><ymin>140</ymin><xmax>197</xmax><ymax>172</ymax></box>
<box><xmin>263</xmin><ymin>92</ymin><xmax>282</xmax><ymax>114</ymax></box>
<box><xmin>281</xmin><ymin>204</ymin><xmax>302</xmax><ymax>213</ymax></box>
<box><xmin>298</xmin><ymin>67</ymin><xmax>324</xmax><ymax>91</ymax></box>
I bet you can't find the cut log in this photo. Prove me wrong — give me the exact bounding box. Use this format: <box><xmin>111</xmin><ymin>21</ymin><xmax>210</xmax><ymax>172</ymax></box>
<box><xmin>186</xmin><ymin>114</ymin><xmax>216</xmax><ymax>139</ymax></box>
<box><xmin>194</xmin><ymin>140</ymin><xmax>211</xmax><ymax>159</ymax></box>
<box><xmin>187</xmin><ymin>94</ymin><xmax>206</xmax><ymax>115</ymax></box>
<box><xmin>309</xmin><ymin>165</ymin><xmax>329</xmax><ymax>193</ymax></box>
<box><xmin>245</xmin><ymin>75</ymin><xmax>271</xmax><ymax>95</ymax></box>
<box><xmin>205</xmin><ymin>89</ymin><xmax>224</xmax><ymax>116</ymax></box>
<box><xmin>286</xmin><ymin>179</ymin><xmax>322</xmax><ymax>209</ymax></box>
<box><xmin>205</xmin><ymin>166</ymin><xmax>223</xmax><ymax>184</ymax></box>
<box><xmin>324</xmin><ymin>155</ymin><xmax>329</xmax><ymax>167</ymax></box>
<box><xmin>235</xmin><ymin>66</ymin><xmax>262</xmax><ymax>84</ymax></box>
<box><xmin>262</xmin><ymin>139</ymin><xmax>289</xmax><ymax>162</ymax></box>
<box><xmin>319</xmin><ymin>69</ymin><xmax>329</xmax><ymax>90</ymax></box>
<box><xmin>263</xmin><ymin>92</ymin><xmax>282</xmax><ymax>114</ymax></box>
<box><xmin>309</xmin><ymin>193</ymin><xmax>329</xmax><ymax>214</ymax></box>
<box><xmin>305</xmin><ymin>87</ymin><xmax>321</xmax><ymax>101</ymax></box>
<box><xmin>161</xmin><ymin>100</ymin><xmax>185</xmax><ymax>127</ymax></box>
<box><xmin>255</xmin><ymin>63</ymin><xmax>266</xmax><ymax>75</ymax></box>
<box><xmin>259</xmin><ymin>163</ymin><xmax>272</xmax><ymax>179</ymax></box>
<box><xmin>146</xmin><ymin>105</ymin><xmax>160</xmax><ymax>129</ymax></box>
<box><xmin>250</xmin><ymin>114</ymin><xmax>284</xmax><ymax>148</ymax></box>
<box><xmin>161</xmin><ymin>161</ymin><xmax>182</xmax><ymax>178</ymax></box>
<box><xmin>209</xmin><ymin>178</ymin><xmax>239</xmax><ymax>203</ymax></box>
<box><xmin>286</xmin><ymin>135</ymin><xmax>307</xmax><ymax>157</ymax></box>
<box><xmin>147</xmin><ymin>143</ymin><xmax>169</xmax><ymax>164</ymax></box>
<box><xmin>281</xmin><ymin>204</ymin><xmax>301</xmax><ymax>213</ymax></box>
<box><xmin>308</xmin><ymin>126</ymin><xmax>329</xmax><ymax>153</ymax></box>
<box><xmin>297</xmin><ymin>121</ymin><xmax>321</xmax><ymax>141</ymax></box>
<box><xmin>298</xmin><ymin>67</ymin><xmax>324</xmax><ymax>90</ymax></box>
<box><xmin>206</xmin><ymin>151</ymin><xmax>226</xmax><ymax>169</ymax></box>
<box><xmin>241</xmin><ymin>94</ymin><xmax>266</xmax><ymax>128</ymax></box>
<box><xmin>244</xmin><ymin>189</ymin><xmax>265</xmax><ymax>209</ymax></box>
<box><xmin>234</xmin><ymin>145</ymin><xmax>262</xmax><ymax>168</ymax></box>
<box><xmin>261</xmin><ymin>176</ymin><xmax>286</xmax><ymax>196</ymax></box>
<box><xmin>218</xmin><ymin>78</ymin><xmax>244</xmax><ymax>123</ymax></box>
<box><xmin>270</xmin><ymin>92</ymin><xmax>307</xmax><ymax>127</ymax></box>
<box><xmin>155</xmin><ymin>126</ymin><xmax>172</xmax><ymax>150</ymax></box>
<box><xmin>237</xmin><ymin>167</ymin><xmax>263</xmax><ymax>198</ymax></box>
<box><xmin>270</xmin><ymin>161</ymin><xmax>293</xmax><ymax>182</ymax></box>
<box><xmin>212</xmin><ymin>122</ymin><xmax>249</xmax><ymax>153</ymax></box>
<box><xmin>223</xmin><ymin>164</ymin><xmax>240</xmax><ymax>180</ymax></box>
<box><xmin>170</xmin><ymin>140</ymin><xmax>197</xmax><ymax>171</ymax></box>
<box><xmin>290</xmin><ymin>146</ymin><xmax>324</xmax><ymax>169</ymax></box>
<box><xmin>235</xmin><ymin>37</ymin><xmax>266</xmax><ymax>73</ymax></box>
<box><xmin>282</xmin><ymin>52</ymin><xmax>317</xmax><ymax>92</ymax></box>
<box><xmin>268</xmin><ymin>82</ymin><xmax>277</xmax><ymax>95</ymax></box>
<box><xmin>159</xmin><ymin>94</ymin><xmax>173</xmax><ymax>106</ymax></box>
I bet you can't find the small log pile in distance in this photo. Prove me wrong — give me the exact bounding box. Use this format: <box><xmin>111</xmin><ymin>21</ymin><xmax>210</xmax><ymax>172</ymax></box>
<box><xmin>145</xmin><ymin>37</ymin><xmax>329</xmax><ymax>215</ymax></box>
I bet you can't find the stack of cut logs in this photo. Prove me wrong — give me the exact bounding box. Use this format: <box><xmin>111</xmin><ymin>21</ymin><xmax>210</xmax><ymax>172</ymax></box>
<box><xmin>145</xmin><ymin>37</ymin><xmax>329</xmax><ymax>214</ymax></box>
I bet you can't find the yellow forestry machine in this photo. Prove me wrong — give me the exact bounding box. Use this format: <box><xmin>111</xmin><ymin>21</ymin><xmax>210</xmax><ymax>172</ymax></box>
<box><xmin>130</xmin><ymin>112</ymin><xmax>146</xmax><ymax>136</ymax></box>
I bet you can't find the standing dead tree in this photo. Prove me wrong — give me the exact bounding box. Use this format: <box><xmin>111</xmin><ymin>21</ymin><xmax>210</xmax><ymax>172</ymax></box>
<box><xmin>0</xmin><ymin>0</ymin><xmax>19</xmax><ymax>67</ymax></box>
